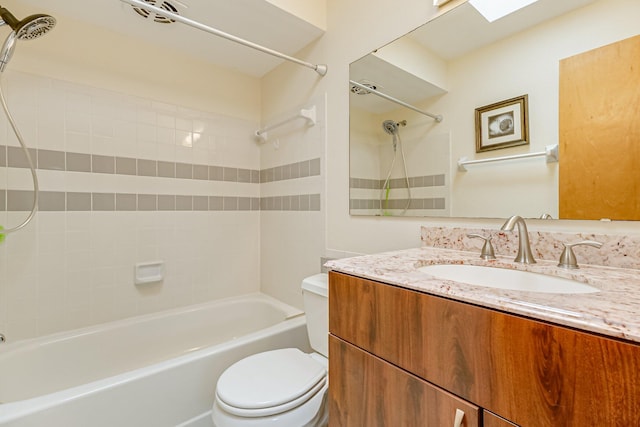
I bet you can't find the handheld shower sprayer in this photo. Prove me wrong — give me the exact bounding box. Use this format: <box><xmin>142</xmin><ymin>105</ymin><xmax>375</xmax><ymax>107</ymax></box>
<box><xmin>379</xmin><ymin>119</ymin><xmax>411</xmax><ymax>214</ymax></box>
<box><xmin>382</xmin><ymin>119</ymin><xmax>406</xmax><ymax>151</ymax></box>
<box><xmin>0</xmin><ymin>7</ymin><xmax>56</xmax><ymax>71</ymax></box>
<box><xmin>0</xmin><ymin>6</ymin><xmax>56</xmax><ymax>241</ymax></box>
<box><xmin>381</xmin><ymin>119</ymin><xmax>406</xmax><ymax>136</ymax></box>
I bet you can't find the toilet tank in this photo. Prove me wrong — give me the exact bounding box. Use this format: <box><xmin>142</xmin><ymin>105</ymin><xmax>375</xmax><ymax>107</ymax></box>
<box><xmin>301</xmin><ymin>273</ymin><xmax>328</xmax><ymax>358</ymax></box>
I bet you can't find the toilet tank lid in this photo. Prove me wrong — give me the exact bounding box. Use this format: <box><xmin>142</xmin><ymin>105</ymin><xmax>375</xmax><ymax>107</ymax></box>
<box><xmin>301</xmin><ymin>273</ymin><xmax>328</xmax><ymax>297</ymax></box>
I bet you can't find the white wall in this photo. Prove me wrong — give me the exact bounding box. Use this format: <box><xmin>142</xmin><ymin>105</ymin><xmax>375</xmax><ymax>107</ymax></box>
<box><xmin>259</xmin><ymin>95</ymin><xmax>326</xmax><ymax>309</ymax></box>
<box><xmin>263</xmin><ymin>0</ymin><xmax>640</xmax><ymax>263</ymax></box>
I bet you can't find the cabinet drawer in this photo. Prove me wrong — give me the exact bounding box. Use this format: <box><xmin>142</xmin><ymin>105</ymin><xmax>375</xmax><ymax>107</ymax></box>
<box><xmin>329</xmin><ymin>335</ymin><xmax>480</xmax><ymax>427</ymax></box>
<box><xmin>329</xmin><ymin>271</ymin><xmax>640</xmax><ymax>426</ymax></box>
<box><xmin>484</xmin><ymin>411</ymin><xmax>519</xmax><ymax>427</ymax></box>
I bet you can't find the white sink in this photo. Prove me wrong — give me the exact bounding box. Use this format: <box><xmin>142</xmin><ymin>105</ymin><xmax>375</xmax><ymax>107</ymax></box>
<box><xmin>418</xmin><ymin>264</ymin><xmax>599</xmax><ymax>294</ymax></box>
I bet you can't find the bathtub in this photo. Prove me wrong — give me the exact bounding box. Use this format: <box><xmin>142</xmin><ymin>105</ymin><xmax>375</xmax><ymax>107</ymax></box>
<box><xmin>0</xmin><ymin>293</ymin><xmax>309</xmax><ymax>427</ymax></box>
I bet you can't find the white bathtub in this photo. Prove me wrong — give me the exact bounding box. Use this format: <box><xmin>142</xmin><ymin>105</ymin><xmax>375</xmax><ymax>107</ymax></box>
<box><xmin>0</xmin><ymin>293</ymin><xmax>309</xmax><ymax>427</ymax></box>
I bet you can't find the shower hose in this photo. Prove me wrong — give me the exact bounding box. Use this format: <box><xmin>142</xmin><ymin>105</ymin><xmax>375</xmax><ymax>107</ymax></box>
<box><xmin>0</xmin><ymin>72</ymin><xmax>39</xmax><ymax>241</ymax></box>
<box><xmin>380</xmin><ymin>133</ymin><xmax>412</xmax><ymax>215</ymax></box>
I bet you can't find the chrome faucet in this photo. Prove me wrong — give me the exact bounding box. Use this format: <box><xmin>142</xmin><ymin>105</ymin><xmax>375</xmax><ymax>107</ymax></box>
<box><xmin>500</xmin><ymin>215</ymin><xmax>536</xmax><ymax>264</ymax></box>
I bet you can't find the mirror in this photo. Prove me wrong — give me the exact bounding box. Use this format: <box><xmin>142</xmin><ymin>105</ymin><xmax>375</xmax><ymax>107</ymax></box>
<box><xmin>349</xmin><ymin>0</ymin><xmax>639</xmax><ymax>220</ymax></box>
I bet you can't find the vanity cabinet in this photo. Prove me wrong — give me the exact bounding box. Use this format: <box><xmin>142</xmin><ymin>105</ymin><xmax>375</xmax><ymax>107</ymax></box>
<box><xmin>328</xmin><ymin>271</ymin><xmax>640</xmax><ymax>426</ymax></box>
<box><xmin>330</xmin><ymin>335</ymin><xmax>480</xmax><ymax>426</ymax></box>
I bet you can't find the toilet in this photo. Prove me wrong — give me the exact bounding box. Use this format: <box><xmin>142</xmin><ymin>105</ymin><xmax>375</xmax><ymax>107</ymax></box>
<box><xmin>211</xmin><ymin>273</ymin><xmax>329</xmax><ymax>427</ymax></box>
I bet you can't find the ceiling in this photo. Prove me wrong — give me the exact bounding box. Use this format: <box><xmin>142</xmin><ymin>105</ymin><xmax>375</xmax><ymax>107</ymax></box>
<box><xmin>350</xmin><ymin>0</ymin><xmax>598</xmax><ymax>114</ymax></box>
<box><xmin>408</xmin><ymin>0</ymin><xmax>598</xmax><ymax>60</ymax></box>
<box><xmin>16</xmin><ymin>0</ymin><xmax>325</xmax><ymax>77</ymax></box>
<box><xmin>350</xmin><ymin>54</ymin><xmax>446</xmax><ymax>115</ymax></box>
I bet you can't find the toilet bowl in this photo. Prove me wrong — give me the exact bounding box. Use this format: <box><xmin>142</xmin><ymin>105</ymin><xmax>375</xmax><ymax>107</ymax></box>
<box><xmin>212</xmin><ymin>273</ymin><xmax>329</xmax><ymax>427</ymax></box>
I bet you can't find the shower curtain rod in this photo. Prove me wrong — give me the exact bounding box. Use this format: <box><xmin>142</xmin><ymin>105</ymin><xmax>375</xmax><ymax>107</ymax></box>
<box><xmin>119</xmin><ymin>0</ymin><xmax>327</xmax><ymax>76</ymax></box>
<box><xmin>349</xmin><ymin>80</ymin><xmax>443</xmax><ymax>122</ymax></box>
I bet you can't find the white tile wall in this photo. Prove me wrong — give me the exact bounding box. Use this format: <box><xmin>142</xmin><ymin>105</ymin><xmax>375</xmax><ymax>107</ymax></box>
<box><xmin>0</xmin><ymin>70</ymin><xmax>264</xmax><ymax>341</ymax></box>
<box><xmin>259</xmin><ymin>95</ymin><xmax>326</xmax><ymax>310</ymax></box>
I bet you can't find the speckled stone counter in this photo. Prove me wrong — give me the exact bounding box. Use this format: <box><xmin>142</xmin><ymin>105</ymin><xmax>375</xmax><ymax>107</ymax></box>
<box><xmin>421</xmin><ymin>226</ymin><xmax>640</xmax><ymax>269</ymax></box>
<box><xmin>325</xmin><ymin>246</ymin><xmax>640</xmax><ymax>343</ymax></box>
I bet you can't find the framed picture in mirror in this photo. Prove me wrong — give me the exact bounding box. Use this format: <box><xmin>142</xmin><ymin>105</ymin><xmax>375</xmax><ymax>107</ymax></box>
<box><xmin>475</xmin><ymin>94</ymin><xmax>529</xmax><ymax>152</ymax></box>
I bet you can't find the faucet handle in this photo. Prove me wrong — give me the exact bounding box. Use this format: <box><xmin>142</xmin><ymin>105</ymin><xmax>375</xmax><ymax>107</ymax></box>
<box><xmin>467</xmin><ymin>233</ymin><xmax>496</xmax><ymax>260</ymax></box>
<box><xmin>557</xmin><ymin>240</ymin><xmax>603</xmax><ymax>269</ymax></box>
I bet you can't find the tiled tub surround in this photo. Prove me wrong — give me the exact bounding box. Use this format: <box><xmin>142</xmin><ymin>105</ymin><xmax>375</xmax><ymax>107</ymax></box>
<box><xmin>421</xmin><ymin>226</ymin><xmax>640</xmax><ymax>270</ymax></box>
<box><xmin>325</xmin><ymin>245</ymin><xmax>640</xmax><ymax>343</ymax></box>
<box><xmin>0</xmin><ymin>71</ymin><xmax>324</xmax><ymax>341</ymax></box>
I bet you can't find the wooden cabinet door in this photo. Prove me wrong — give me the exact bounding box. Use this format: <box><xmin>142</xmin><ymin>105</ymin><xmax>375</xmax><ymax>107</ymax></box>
<box><xmin>329</xmin><ymin>335</ymin><xmax>480</xmax><ymax>427</ymax></box>
<box><xmin>484</xmin><ymin>411</ymin><xmax>519</xmax><ymax>427</ymax></box>
<box><xmin>329</xmin><ymin>271</ymin><xmax>640</xmax><ymax>426</ymax></box>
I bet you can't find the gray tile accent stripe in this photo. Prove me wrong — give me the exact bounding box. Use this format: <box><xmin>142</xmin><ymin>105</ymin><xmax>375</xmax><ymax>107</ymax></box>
<box><xmin>350</xmin><ymin>174</ymin><xmax>446</xmax><ymax>189</ymax></box>
<box><xmin>67</xmin><ymin>152</ymin><xmax>91</xmax><ymax>172</ymax></box>
<box><xmin>116</xmin><ymin>193</ymin><xmax>137</xmax><ymax>211</ymax></box>
<box><xmin>260</xmin><ymin>194</ymin><xmax>321</xmax><ymax>211</ymax></box>
<box><xmin>0</xmin><ymin>145</ymin><xmax>319</xmax><ymax>184</ymax></box>
<box><xmin>92</xmin><ymin>155</ymin><xmax>115</xmax><ymax>174</ymax></box>
<box><xmin>350</xmin><ymin>197</ymin><xmax>446</xmax><ymax>210</ymax></box>
<box><xmin>137</xmin><ymin>159</ymin><xmax>156</xmax><ymax>177</ymax></box>
<box><xmin>39</xmin><ymin>191</ymin><xmax>66</xmax><ymax>211</ymax></box>
<box><xmin>38</xmin><ymin>149</ymin><xmax>65</xmax><ymax>171</ymax></box>
<box><xmin>7</xmin><ymin>146</ymin><xmax>37</xmax><ymax>168</ymax></box>
<box><xmin>260</xmin><ymin>158</ymin><xmax>321</xmax><ymax>183</ymax></box>
<box><xmin>67</xmin><ymin>192</ymin><xmax>91</xmax><ymax>211</ymax></box>
<box><xmin>2</xmin><ymin>190</ymin><xmax>321</xmax><ymax>212</ymax></box>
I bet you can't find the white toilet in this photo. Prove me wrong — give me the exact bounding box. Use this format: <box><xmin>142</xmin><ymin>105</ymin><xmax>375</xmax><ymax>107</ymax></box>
<box><xmin>211</xmin><ymin>273</ymin><xmax>329</xmax><ymax>427</ymax></box>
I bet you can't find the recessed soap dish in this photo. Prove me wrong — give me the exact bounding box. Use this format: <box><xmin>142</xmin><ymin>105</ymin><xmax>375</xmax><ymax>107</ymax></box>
<box><xmin>135</xmin><ymin>261</ymin><xmax>164</xmax><ymax>285</ymax></box>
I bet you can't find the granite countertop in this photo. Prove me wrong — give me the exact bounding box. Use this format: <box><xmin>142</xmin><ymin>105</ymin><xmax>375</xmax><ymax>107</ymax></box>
<box><xmin>325</xmin><ymin>246</ymin><xmax>640</xmax><ymax>343</ymax></box>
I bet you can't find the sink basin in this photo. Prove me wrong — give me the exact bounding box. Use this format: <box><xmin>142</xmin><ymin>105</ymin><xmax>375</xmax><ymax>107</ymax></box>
<box><xmin>418</xmin><ymin>264</ymin><xmax>599</xmax><ymax>294</ymax></box>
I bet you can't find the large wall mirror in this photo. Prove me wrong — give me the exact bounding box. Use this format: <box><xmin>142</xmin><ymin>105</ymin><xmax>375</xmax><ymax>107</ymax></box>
<box><xmin>349</xmin><ymin>0</ymin><xmax>640</xmax><ymax>220</ymax></box>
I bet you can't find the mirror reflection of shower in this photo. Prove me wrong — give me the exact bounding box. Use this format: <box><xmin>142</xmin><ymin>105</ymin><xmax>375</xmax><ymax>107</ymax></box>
<box><xmin>380</xmin><ymin>119</ymin><xmax>411</xmax><ymax>215</ymax></box>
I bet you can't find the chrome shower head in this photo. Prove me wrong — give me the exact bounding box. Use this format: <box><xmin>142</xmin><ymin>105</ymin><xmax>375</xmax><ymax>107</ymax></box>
<box><xmin>382</xmin><ymin>119</ymin><xmax>407</xmax><ymax>135</ymax></box>
<box><xmin>14</xmin><ymin>14</ymin><xmax>56</xmax><ymax>40</ymax></box>
<box><xmin>382</xmin><ymin>120</ymin><xmax>398</xmax><ymax>135</ymax></box>
<box><xmin>0</xmin><ymin>8</ymin><xmax>56</xmax><ymax>40</ymax></box>
<box><xmin>0</xmin><ymin>8</ymin><xmax>56</xmax><ymax>72</ymax></box>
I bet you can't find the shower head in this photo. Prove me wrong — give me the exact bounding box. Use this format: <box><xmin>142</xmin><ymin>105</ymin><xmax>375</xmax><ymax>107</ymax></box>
<box><xmin>382</xmin><ymin>120</ymin><xmax>398</xmax><ymax>135</ymax></box>
<box><xmin>0</xmin><ymin>8</ymin><xmax>56</xmax><ymax>40</ymax></box>
<box><xmin>0</xmin><ymin>8</ymin><xmax>56</xmax><ymax>72</ymax></box>
<box><xmin>382</xmin><ymin>119</ymin><xmax>407</xmax><ymax>135</ymax></box>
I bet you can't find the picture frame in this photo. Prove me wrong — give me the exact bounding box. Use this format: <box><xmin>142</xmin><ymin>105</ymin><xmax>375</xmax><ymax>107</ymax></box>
<box><xmin>475</xmin><ymin>95</ymin><xmax>529</xmax><ymax>152</ymax></box>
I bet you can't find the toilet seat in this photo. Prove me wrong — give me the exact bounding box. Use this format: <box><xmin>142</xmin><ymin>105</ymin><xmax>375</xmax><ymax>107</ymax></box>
<box><xmin>215</xmin><ymin>348</ymin><xmax>327</xmax><ymax>418</ymax></box>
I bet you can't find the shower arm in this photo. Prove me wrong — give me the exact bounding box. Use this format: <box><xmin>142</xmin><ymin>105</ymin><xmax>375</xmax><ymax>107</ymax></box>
<box><xmin>119</xmin><ymin>0</ymin><xmax>327</xmax><ymax>76</ymax></box>
<box><xmin>349</xmin><ymin>80</ymin><xmax>443</xmax><ymax>122</ymax></box>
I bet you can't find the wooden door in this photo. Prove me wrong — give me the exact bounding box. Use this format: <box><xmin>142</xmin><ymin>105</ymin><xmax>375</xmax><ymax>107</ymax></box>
<box><xmin>559</xmin><ymin>35</ymin><xmax>640</xmax><ymax>220</ymax></box>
